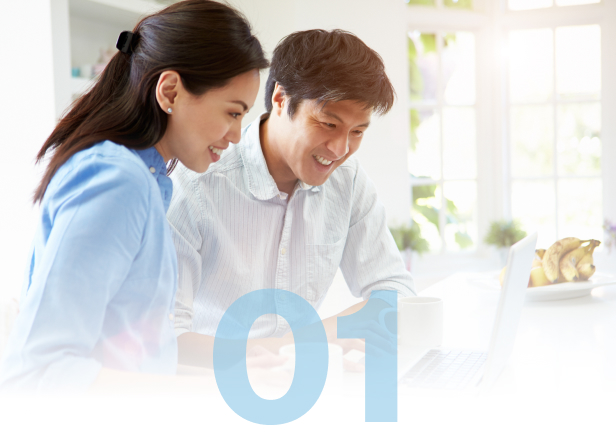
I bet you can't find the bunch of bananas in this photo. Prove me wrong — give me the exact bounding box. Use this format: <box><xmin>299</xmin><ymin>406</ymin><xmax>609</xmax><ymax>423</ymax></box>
<box><xmin>499</xmin><ymin>237</ymin><xmax>601</xmax><ymax>288</ymax></box>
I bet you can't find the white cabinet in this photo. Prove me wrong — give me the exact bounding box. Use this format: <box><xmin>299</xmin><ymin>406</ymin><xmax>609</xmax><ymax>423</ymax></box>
<box><xmin>53</xmin><ymin>0</ymin><xmax>169</xmax><ymax>117</ymax></box>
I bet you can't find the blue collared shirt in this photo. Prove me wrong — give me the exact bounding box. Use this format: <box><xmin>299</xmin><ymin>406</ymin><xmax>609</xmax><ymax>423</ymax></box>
<box><xmin>0</xmin><ymin>141</ymin><xmax>178</xmax><ymax>391</ymax></box>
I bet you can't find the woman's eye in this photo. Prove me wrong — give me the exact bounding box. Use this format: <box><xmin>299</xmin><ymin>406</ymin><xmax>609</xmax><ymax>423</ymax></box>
<box><xmin>322</xmin><ymin>122</ymin><xmax>336</xmax><ymax>128</ymax></box>
<box><xmin>353</xmin><ymin>130</ymin><xmax>364</xmax><ymax>137</ymax></box>
<box><xmin>230</xmin><ymin>113</ymin><xmax>241</xmax><ymax>119</ymax></box>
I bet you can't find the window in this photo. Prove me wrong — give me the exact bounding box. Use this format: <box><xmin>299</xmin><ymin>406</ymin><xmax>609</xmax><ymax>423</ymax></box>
<box><xmin>406</xmin><ymin>0</ymin><xmax>612</xmax><ymax>263</ymax></box>
<box><xmin>505</xmin><ymin>24</ymin><xmax>602</xmax><ymax>247</ymax></box>
<box><xmin>508</xmin><ymin>0</ymin><xmax>600</xmax><ymax>11</ymax></box>
<box><xmin>407</xmin><ymin>0</ymin><xmax>474</xmax><ymax>9</ymax></box>
<box><xmin>408</xmin><ymin>31</ymin><xmax>478</xmax><ymax>253</ymax></box>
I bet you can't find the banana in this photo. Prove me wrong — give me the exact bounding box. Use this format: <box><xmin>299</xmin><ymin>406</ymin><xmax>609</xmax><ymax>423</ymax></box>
<box><xmin>542</xmin><ymin>238</ymin><xmax>588</xmax><ymax>283</ymax></box>
<box><xmin>577</xmin><ymin>240</ymin><xmax>601</xmax><ymax>280</ymax></box>
<box><xmin>559</xmin><ymin>244</ymin><xmax>592</xmax><ymax>282</ymax></box>
<box><xmin>502</xmin><ymin>239</ymin><xmax>599</xmax><ymax>287</ymax></box>
<box><xmin>577</xmin><ymin>240</ymin><xmax>600</xmax><ymax>268</ymax></box>
<box><xmin>499</xmin><ymin>266</ymin><xmax>506</xmax><ymax>287</ymax></box>
<box><xmin>559</xmin><ymin>258</ymin><xmax>579</xmax><ymax>282</ymax></box>
<box><xmin>578</xmin><ymin>263</ymin><xmax>596</xmax><ymax>280</ymax></box>
<box><xmin>531</xmin><ymin>251</ymin><xmax>544</xmax><ymax>268</ymax></box>
<box><xmin>529</xmin><ymin>266</ymin><xmax>551</xmax><ymax>287</ymax></box>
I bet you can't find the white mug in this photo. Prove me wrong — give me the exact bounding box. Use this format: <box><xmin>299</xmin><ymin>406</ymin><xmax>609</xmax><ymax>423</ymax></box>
<box><xmin>396</xmin><ymin>296</ymin><xmax>443</xmax><ymax>348</ymax></box>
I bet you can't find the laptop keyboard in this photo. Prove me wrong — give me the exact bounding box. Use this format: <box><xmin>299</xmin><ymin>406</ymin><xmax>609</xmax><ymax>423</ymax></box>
<box><xmin>401</xmin><ymin>349</ymin><xmax>488</xmax><ymax>390</ymax></box>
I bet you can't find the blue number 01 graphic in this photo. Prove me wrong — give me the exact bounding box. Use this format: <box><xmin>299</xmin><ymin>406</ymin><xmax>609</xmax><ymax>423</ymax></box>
<box><xmin>213</xmin><ymin>289</ymin><xmax>329</xmax><ymax>425</ymax></box>
<box><xmin>337</xmin><ymin>290</ymin><xmax>398</xmax><ymax>422</ymax></box>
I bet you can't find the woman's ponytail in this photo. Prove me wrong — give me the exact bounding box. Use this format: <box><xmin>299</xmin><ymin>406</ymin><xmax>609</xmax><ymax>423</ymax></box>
<box><xmin>33</xmin><ymin>0</ymin><xmax>268</xmax><ymax>203</ymax></box>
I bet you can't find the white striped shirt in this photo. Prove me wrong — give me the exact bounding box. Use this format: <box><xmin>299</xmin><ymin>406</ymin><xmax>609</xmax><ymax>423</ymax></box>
<box><xmin>168</xmin><ymin>114</ymin><xmax>416</xmax><ymax>339</ymax></box>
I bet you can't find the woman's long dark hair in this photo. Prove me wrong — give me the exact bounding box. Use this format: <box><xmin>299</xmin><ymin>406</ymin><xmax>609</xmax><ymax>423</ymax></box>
<box><xmin>33</xmin><ymin>0</ymin><xmax>268</xmax><ymax>203</ymax></box>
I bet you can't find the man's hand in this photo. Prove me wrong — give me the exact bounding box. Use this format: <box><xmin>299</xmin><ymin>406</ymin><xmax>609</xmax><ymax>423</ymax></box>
<box><xmin>325</xmin><ymin>338</ymin><xmax>364</xmax><ymax>373</ymax></box>
<box><xmin>322</xmin><ymin>299</ymin><xmax>398</xmax><ymax>372</ymax></box>
<box><xmin>246</xmin><ymin>345</ymin><xmax>292</xmax><ymax>396</ymax></box>
<box><xmin>246</xmin><ymin>344</ymin><xmax>288</xmax><ymax>369</ymax></box>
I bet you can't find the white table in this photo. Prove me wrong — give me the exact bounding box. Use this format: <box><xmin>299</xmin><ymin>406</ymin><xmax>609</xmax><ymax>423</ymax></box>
<box><xmin>325</xmin><ymin>271</ymin><xmax>616</xmax><ymax>441</ymax></box>
<box><xmin>417</xmin><ymin>271</ymin><xmax>616</xmax><ymax>397</ymax></box>
<box><xmin>2</xmin><ymin>272</ymin><xmax>616</xmax><ymax>443</ymax></box>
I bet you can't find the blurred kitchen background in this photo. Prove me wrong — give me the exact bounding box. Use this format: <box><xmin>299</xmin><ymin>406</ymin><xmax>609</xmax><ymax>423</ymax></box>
<box><xmin>1</xmin><ymin>0</ymin><xmax>616</xmax><ymax>318</ymax></box>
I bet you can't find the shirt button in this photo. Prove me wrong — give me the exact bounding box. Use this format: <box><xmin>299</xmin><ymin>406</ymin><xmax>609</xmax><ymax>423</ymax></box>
<box><xmin>149</xmin><ymin>167</ymin><xmax>156</xmax><ymax>173</ymax></box>
<box><xmin>281</xmin><ymin>248</ymin><xmax>287</xmax><ymax>255</ymax></box>
<box><xmin>168</xmin><ymin>313</ymin><xmax>174</xmax><ymax>321</ymax></box>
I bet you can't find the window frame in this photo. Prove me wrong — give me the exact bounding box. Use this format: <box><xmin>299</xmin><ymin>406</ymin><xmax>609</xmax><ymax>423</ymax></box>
<box><xmin>407</xmin><ymin>5</ymin><xmax>493</xmax><ymax>261</ymax></box>
<box><xmin>406</xmin><ymin>0</ymin><xmax>616</xmax><ymax>268</ymax></box>
<box><xmin>408</xmin><ymin>29</ymin><xmax>480</xmax><ymax>254</ymax></box>
<box><xmin>498</xmin><ymin>0</ymin><xmax>613</xmax><ymax>247</ymax></box>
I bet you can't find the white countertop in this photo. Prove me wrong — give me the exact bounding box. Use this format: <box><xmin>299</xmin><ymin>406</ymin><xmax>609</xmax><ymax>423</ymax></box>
<box><xmin>419</xmin><ymin>271</ymin><xmax>616</xmax><ymax>396</ymax></box>
<box><xmin>2</xmin><ymin>272</ymin><xmax>616</xmax><ymax>443</ymax></box>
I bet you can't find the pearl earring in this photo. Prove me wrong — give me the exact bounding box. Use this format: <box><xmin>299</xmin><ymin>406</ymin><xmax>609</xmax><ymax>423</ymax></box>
<box><xmin>167</xmin><ymin>108</ymin><xmax>173</xmax><ymax>114</ymax></box>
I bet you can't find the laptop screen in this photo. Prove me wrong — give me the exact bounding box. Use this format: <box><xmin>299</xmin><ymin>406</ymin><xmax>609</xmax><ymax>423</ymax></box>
<box><xmin>482</xmin><ymin>232</ymin><xmax>538</xmax><ymax>388</ymax></box>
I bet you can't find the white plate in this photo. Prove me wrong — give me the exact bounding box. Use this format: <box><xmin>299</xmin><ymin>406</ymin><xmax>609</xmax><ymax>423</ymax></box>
<box><xmin>525</xmin><ymin>272</ymin><xmax>616</xmax><ymax>302</ymax></box>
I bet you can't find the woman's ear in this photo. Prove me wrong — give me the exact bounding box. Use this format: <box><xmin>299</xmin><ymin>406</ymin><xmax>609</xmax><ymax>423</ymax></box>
<box><xmin>155</xmin><ymin>71</ymin><xmax>181</xmax><ymax>113</ymax></box>
<box><xmin>271</xmin><ymin>82</ymin><xmax>287</xmax><ymax>117</ymax></box>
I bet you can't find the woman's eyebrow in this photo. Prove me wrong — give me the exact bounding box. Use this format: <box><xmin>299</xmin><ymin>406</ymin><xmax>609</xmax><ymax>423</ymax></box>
<box><xmin>229</xmin><ymin>100</ymin><xmax>248</xmax><ymax>111</ymax></box>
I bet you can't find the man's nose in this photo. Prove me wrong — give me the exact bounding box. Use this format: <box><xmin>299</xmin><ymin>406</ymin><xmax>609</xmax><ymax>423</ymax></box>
<box><xmin>328</xmin><ymin>134</ymin><xmax>349</xmax><ymax>159</ymax></box>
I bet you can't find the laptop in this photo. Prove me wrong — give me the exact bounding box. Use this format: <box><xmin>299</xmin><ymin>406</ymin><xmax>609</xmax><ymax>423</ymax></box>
<box><xmin>395</xmin><ymin>232</ymin><xmax>538</xmax><ymax>392</ymax></box>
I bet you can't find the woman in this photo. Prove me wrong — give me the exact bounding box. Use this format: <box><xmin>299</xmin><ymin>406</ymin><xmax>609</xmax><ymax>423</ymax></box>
<box><xmin>0</xmin><ymin>0</ymin><xmax>268</xmax><ymax>391</ymax></box>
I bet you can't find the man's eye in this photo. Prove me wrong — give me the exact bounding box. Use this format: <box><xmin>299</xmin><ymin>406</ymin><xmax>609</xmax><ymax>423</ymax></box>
<box><xmin>353</xmin><ymin>130</ymin><xmax>364</xmax><ymax>136</ymax></box>
<box><xmin>230</xmin><ymin>113</ymin><xmax>241</xmax><ymax>119</ymax></box>
<box><xmin>322</xmin><ymin>122</ymin><xmax>336</xmax><ymax>128</ymax></box>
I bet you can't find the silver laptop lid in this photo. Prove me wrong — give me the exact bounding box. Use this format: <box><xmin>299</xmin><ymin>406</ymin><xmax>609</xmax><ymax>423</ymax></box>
<box><xmin>481</xmin><ymin>232</ymin><xmax>538</xmax><ymax>389</ymax></box>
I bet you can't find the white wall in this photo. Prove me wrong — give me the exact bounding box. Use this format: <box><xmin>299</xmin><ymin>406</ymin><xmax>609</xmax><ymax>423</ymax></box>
<box><xmin>0</xmin><ymin>1</ymin><xmax>58</xmax><ymax>302</ymax></box>
<box><xmin>0</xmin><ymin>0</ymin><xmax>412</xmax><ymax>305</ymax></box>
<box><xmin>51</xmin><ymin>0</ymin><xmax>72</xmax><ymax>118</ymax></box>
<box><xmin>229</xmin><ymin>0</ymin><xmax>412</xmax><ymax>226</ymax></box>
<box><xmin>70</xmin><ymin>15</ymin><xmax>124</xmax><ymax>68</ymax></box>
<box><xmin>601</xmin><ymin>0</ymin><xmax>616</xmax><ymax>224</ymax></box>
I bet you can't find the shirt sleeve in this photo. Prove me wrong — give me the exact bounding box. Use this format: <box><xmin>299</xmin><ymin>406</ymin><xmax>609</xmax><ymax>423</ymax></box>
<box><xmin>0</xmin><ymin>153</ymin><xmax>150</xmax><ymax>392</ymax></box>
<box><xmin>167</xmin><ymin>167</ymin><xmax>204</xmax><ymax>337</ymax></box>
<box><xmin>339</xmin><ymin>163</ymin><xmax>417</xmax><ymax>302</ymax></box>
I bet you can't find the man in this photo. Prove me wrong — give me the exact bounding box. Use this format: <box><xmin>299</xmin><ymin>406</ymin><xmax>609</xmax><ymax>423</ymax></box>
<box><xmin>168</xmin><ymin>29</ymin><xmax>416</xmax><ymax>366</ymax></box>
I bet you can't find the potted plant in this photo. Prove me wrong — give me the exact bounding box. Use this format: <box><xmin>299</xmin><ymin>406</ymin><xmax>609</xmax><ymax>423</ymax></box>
<box><xmin>484</xmin><ymin>219</ymin><xmax>527</xmax><ymax>265</ymax></box>
<box><xmin>389</xmin><ymin>223</ymin><xmax>430</xmax><ymax>271</ymax></box>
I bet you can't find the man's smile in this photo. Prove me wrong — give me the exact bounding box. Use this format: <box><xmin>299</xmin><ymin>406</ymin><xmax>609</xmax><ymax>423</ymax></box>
<box><xmin>313</xmin><ymin>155</ymin><xmax>334</xmax><ymax>166</ymax></box>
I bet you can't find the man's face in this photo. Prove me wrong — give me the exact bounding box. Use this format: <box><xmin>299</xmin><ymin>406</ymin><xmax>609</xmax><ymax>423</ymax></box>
<box><xmin>278</xmin><ymin>99</ymin><xmax>372</xmax><ymax>186</ymax></box>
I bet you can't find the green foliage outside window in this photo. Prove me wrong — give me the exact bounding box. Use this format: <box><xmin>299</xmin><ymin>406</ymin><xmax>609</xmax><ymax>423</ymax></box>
<box><xmin>406</xmin><ymin>0</ymin><xmax>436</xmax><ymax>6</ymax></box>
<box><xmin>408</xmin><ymin>33</ymin><xmax>435</xmax><ymax>101</ymax></box>
<box><xmin>412</xmin><ymin>183</ymin><xmax>474</xmax><ymax>250</ymax></box>
<box><xmin>444</xmin><ymin>0</ymin><xmax>473</xmax><ymax>10</ymax></box>
<box><xmin>408</xmin><ymin>32</ymin><xmax>474</xmax><ymax>251</ymax></box>
<box><xmin>390</xmin><ymin>223</ymin><xmax>430</xmax><ymax>254</ymax></box>
<box><xmin>484</xmin><ymin>220</ymin><xmax>527</xmax><ymax>248</ymax></box>
<box><xmin>406</xmin><ymin>0</ymin><xmax>472</xmax><ymax>8</ymax></box>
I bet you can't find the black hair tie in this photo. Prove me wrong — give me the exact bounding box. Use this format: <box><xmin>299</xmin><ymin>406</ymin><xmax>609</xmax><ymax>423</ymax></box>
<box><xmin>116</xmin><ymin>31</ymin><xmax>135</xmax><ymax>55</ymax></box>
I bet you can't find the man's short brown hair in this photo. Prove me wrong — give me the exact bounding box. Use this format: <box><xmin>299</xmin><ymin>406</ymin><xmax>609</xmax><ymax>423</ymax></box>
<box><xmin>265</xmin><ymin>29</ymin><xmax>395</xmax><ymax>118</ymax></box>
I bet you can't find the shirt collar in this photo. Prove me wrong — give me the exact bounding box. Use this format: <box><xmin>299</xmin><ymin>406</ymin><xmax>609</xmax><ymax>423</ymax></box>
<box><xmin>133</xmin><ymin>146</ymin><xmax>168</xmax><ymax>177</ymax></box>
<box><xmin>240</xmin><ymin>113</ymin><xmax>320</xmax><ymax>201</ymax></box>
<box><xmin>131</xmin><ymin>146</ymin><xmax>173</xmax><ymax>212</ymax></box>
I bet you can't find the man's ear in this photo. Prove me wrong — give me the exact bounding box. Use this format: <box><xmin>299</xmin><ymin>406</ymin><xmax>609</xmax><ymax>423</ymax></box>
<box><xmin>271</xmin><ymin>82</ymin><xmax>287</xmax><ymax>117</ymax></box>
<box><xmin>155</xmin><ymin>71</ymin><xmax>181</xmax><ymax>113</ymax></box>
